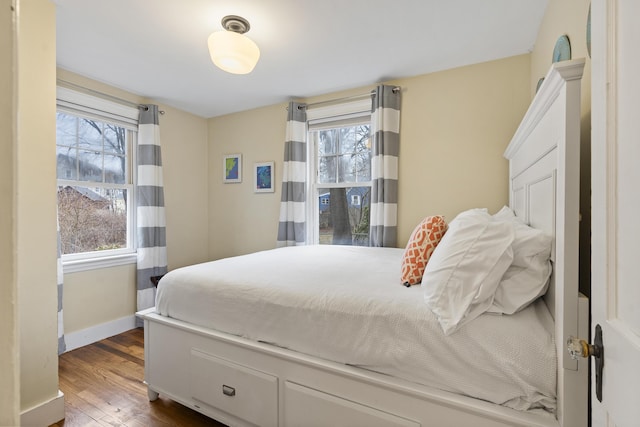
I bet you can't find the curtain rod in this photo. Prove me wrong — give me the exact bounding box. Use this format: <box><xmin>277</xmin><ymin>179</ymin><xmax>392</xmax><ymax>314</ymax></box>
<box><xmin>293</xmin><ymin>86</ymin><xmax>401</xmax><ymax>110</ymax></box>
<box><xmin>56</xmin><ymin>78</ymin><xmax>165</xmax><ymax>114</ymax></box>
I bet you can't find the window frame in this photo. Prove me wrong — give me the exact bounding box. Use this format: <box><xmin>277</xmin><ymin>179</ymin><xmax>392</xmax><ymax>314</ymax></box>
<box><xmin>56</xmin><ymin>86</ymin><xmax>139</xmax><ymax>273</ymax></box>
<box><xmin>306</xmin><ymin>98</ymin><xmax>372</xmax><ymax>245</ymax></box>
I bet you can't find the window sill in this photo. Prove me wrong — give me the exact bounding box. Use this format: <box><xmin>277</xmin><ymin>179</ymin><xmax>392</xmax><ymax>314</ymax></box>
<box><xmin>62</xmin><ymin>253</ymin><xmax>137</xmax><ymax>274</ymax></box>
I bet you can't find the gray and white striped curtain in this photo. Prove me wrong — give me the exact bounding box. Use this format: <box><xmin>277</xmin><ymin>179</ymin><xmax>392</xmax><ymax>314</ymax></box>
<box><xmin>56</xmin><ymin>214</ymin><xmax>67</xmax><ymax>355</ymax></box>
<box><xmin>136</xmin><ymin>105</ymin><xmax>167</xmax><ymax>318</ymax></box>
<box><xmin>369</xmin><ymin>85</ymin><xmax>401</xmax><ymax>247</ymax></box>
<box><xmin>276</xmin><ymin>102</ymin><xmax>307</xmax><ymax>246</ymax></box>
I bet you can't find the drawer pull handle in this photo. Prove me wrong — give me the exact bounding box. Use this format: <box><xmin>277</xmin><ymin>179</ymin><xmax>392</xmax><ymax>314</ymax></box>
<box><xmin>222</xmin><ymin>385</ymin><xmax>236</xmax><ymax>397</ymax></box>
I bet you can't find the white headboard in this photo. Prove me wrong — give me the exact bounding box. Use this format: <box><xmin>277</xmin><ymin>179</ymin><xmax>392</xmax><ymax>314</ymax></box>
<box><xmin>503</xmin><ymin>58</ymin><xmax>587</xmax><ymax>427</ymax></box>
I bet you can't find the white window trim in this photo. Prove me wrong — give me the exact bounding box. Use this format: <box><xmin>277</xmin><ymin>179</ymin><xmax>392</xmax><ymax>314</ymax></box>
<box><xmin>57</xmin><ymin>86</ymin><xmax>139</xmax><ymax>273</ymax></box>
<box><xmin>306</xmin><ymin>98</ymin><xmax>371</xmax><ymax>122</ymax></box>
<box><xmin>306</xmin><ymin>99</ymin><xmax>373</xmax><ymax>244</ymax></box>
<box><xmin>63</xmin><ymin>253</ymin><xmax>138</xmax><ymax>274</ymax></box>
<box><xmin>57</xmin><ymin>86</ymin><xmax>139</xmax><ymax>129</ymax></box>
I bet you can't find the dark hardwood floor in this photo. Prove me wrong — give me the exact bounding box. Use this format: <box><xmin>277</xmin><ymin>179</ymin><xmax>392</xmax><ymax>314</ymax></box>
<box><xmin>50</xmin><ymin>328</ymin><xmax>226</xmax><ymax>427</ymax></box>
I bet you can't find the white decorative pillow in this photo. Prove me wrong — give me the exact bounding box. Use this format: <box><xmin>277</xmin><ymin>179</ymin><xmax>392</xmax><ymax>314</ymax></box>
<box><xmin>490</xmin><ymin>206</ymin><xmax>553</xmax><ymax>314</ymax></box>
<box><xmin>422</xmin><ymin>208</ymin><xmax>514</xmax><ymax>335</ymax></box>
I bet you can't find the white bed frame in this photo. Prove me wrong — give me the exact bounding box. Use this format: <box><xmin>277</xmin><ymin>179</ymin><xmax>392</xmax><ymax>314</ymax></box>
<box><xmin>138</xmin><ymin>59</ymin><xmax>588</xmax><ymax>427</ymax></box>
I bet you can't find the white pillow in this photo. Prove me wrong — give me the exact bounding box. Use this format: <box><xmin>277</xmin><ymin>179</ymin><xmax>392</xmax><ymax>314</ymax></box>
<box><xmin>422</xmin><ymin>208</ymin><xmax>514</xmax><ymax>335</ymax></box>
<box><xmin>489</xmin><ymin>206</ymin><xmax>552</xmax><ymax>314</ymax></box>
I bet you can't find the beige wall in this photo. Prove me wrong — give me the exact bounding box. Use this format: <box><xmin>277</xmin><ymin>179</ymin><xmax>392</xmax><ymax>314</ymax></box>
<box><xmin>0</xmin><ymin>1</ymin><xmax>19</xmax><ymax>425</ymax></box>
<box><xmin>388</xmin><ymin>55</ymin><xmax>530</xmax><ymax>243</ymax></box>
<box><xmin>17</xmin><ymin>0</ymin><xmax>59</xmax><ymax>414</ymax></box>
<box><xmin>208</xmin><ymin>54</ymin><xmax>531</xmax><ymax>258</ymax></box>
<box><xmin>159</xmin><ymin>103</ymin><xmax>210</xmax><ymax>270</ymax></box>
<box><xmin>63</xmin><ymin>265</ymin><xmax>136</xmax><ymax>333</ymax></box>
<box><xmin>208</xmin><ymin>103</ymin><xmax>287</xmax><ymax>259</ymax></box>
<box><xmin>531</xmin><ymin>0</ymin><xmax>592</xmax><ymax>296</ymax></box>
<box><xmin>56</xmin><ymin>70</ymin><xmax>210</xmax><ymax>335</ymax></box>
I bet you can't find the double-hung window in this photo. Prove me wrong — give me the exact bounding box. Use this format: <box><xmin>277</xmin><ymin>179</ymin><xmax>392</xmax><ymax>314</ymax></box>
<box><xmin>56</xmin><ymin>87</ymin><xmax>139</xmax><ymax>271</ymax></box>
<box><xmin>307</xmin><ymin>98</ymin><xmax>372</xmax><ymax>246</ymax></box>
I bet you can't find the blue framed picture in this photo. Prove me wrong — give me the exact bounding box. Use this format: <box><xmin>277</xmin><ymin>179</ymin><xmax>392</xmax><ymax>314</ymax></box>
<box><xmin>223</xmin><ymin>154</ymin><xmax>242</xmax><ymax>183</ymax></box>
<box><xmin>254</xmin><ymin>161</ymin><xmax>274</xmax><ymax>193</ymax></box>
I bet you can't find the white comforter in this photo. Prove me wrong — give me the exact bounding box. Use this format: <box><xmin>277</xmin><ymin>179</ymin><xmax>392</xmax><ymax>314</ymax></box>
<box><xmin>156</xmin><ymin>245</ymin><xmax>556</xmax><ymax>413</ymax></box>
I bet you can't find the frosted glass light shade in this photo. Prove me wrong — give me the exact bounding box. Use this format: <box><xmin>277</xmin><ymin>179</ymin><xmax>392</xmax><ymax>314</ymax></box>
<box><xmin>208</xmin><ymin>30</ymin><xmax>260</xmax><ymax>74</ymax></box>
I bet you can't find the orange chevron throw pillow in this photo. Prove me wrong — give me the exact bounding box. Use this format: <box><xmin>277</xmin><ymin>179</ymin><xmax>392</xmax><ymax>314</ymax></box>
<box><xmin>401</xmin><ymin>216</ymin><xmax>448</xmax><ymax>286</ymax></box>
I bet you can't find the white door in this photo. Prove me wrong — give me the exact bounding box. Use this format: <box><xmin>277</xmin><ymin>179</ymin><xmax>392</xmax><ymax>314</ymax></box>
<box><xmin>591</xmin><ymin>0</ymin><xmax>640</xmax><ymax>426</ymax></box>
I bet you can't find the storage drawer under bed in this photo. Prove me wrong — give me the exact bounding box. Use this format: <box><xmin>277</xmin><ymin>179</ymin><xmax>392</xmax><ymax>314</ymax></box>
<box><xmin>283</xmin><ymin>381</ymin><xmax>420</xmax><ymax>427</ymax></box>
<box><xmin>190</xmin><ymin>348</ymin><xmax>278</xmax><ymax>427</ymax></box>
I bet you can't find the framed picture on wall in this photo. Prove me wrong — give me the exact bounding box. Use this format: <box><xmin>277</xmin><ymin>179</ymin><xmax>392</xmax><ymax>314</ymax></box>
<box><xmin>223</xmin><ymin>154</ymin><xmax>242</xmax><ymax>183</ymax></box>
<box><xmin>254</xmin><ymin>161</ymin><xmax>274</xmax><ymax>193</ymax></box>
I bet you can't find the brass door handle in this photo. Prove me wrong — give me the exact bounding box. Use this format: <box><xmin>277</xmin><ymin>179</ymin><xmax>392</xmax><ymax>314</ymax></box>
<box><xmin>567</xmin><ymin>336</ymin><xmax>601</xmax><ymax>359</ymax></box>
<box><xmin>567</xmin><ymin>324</ymin><xmax>604</xmax><ymax>402</ymax></box>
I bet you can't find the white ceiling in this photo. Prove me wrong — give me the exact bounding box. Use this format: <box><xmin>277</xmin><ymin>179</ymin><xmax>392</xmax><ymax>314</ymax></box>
<box><xmin>55</xmin><ymin>0</ymin><xmax>548</xmax><ymax>118</ymax></box>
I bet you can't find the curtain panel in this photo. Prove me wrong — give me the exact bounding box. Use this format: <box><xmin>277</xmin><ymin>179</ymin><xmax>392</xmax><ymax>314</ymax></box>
<box><xmin>56</xmin><ymin>215</ymin><xmax>66</xmax><ymax>355</ymax></box>
<box><xmin>136</xmin><ymin>105</ymin><xmax>167</xmax><ymax>320</ymax></box>
<box><xmin>277</xmin><ymin>102</ymin><xmax>308</xmax><ymax>246</ymax></box>
<box><xmin>369</xmin><ymin>85</ymin><xmax>401</xmax><ymax>247</ymax></box>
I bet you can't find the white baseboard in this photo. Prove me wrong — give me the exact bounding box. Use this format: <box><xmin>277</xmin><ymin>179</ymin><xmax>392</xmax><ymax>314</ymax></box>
<box><xmin>21</xmin><ymin>390</ymin><xmax>64</xmax><ymax>427</ymax></box>
<box><xmin>64</xmin><ymin>315</ymin><xmax>137</xmax><ymax>352</ymax></box>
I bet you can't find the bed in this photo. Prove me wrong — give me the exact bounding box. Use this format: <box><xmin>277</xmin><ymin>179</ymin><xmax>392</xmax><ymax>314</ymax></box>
<box><xmin>137</xmin><ymin>58</ymin><xmax>588</xmax><ymax>427</ymax></box>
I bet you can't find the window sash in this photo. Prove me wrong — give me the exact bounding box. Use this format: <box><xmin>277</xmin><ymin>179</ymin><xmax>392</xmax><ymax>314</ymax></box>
<box><xmin>313</xmin><ymin>186</ymin><xmax>371</xmax><ymax>246</ymax></box>
<box><xmin>56</xmin><ymin>114</ymin><xmax>133</xmax><ymax>185</ymax></box>
<box><xmin>57</xmin><ymin>181</ymin><xmax>136</xmax><ymax>261</ymax></box>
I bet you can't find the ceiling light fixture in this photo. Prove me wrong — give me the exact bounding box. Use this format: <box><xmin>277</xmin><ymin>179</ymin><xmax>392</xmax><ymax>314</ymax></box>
<box><xmin>208</xmin><ymin>15</ymin><xmax>260</xmax><ymax>75</ymax></box>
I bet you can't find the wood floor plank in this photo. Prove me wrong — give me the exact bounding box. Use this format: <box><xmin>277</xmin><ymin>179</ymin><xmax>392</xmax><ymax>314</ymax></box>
<box><xmin>93</xmin><ymin>341</ymin><xmax>144</xmax><ymax>366</ymax></box>
<box><xmin>52</xmin><ymin>328</ymin><xmax>226</xmax><ymax>427</ymax></box>
<box><xmin>62</xmin><ymin>389</ymin><xmax>110</xmax><ymax>422</ymax></box>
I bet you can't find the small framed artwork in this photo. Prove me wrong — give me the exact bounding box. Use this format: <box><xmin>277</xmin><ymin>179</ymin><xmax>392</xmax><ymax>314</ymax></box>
<box><xmin>254</xmin><ymin>161</ymin><xmax>275</xmax><ymax>193</ymax></box>
<box><xmin>223</xmin><ymin>154</ymin><xmax>242</xmax><ymax>183</ymax></box>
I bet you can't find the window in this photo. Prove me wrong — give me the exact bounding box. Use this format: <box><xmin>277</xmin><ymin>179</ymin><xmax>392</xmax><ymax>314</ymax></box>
<box><xmin>307</xmin><ymin>99</ymin><xmax>372</xmax><ymax>246</ymax></box>
<box><xmin>56</xmin><ymin>86</ymin><xmax>139</xmax><ymax>271</ymax></box>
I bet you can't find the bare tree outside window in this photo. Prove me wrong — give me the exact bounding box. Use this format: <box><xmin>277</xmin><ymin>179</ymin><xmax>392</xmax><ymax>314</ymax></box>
<box><xmin>315</xmin><ymin>123</ymin><xmax>371</xmax><ymax>245</ymax></box>
<box><xmin>57</xmin><ymin>186</ymin><xmax>127</xmax><ymax>254</ymax></box>
<box><xmin>56</xmin><ymin>112</ymin><xmax>131</xmax><ymax>255</ymax></box>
